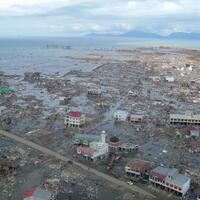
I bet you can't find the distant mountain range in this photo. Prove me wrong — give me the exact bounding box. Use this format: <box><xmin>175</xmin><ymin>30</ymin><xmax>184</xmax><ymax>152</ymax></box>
<box><xmin>87</xmin><ymin>31</ymin><xmax>200</xmax><ymax>40</ymax></box>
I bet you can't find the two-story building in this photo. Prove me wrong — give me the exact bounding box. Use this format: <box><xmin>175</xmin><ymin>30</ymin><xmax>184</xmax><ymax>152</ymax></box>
<box><xmin>113</xmin><ymin>110</ymin><xmax>129</xmax><ymax>122</ymax></box>
<box><xmin>149</xmin><ymin>166</ymin><xmax>191</xmax><ymax>196</ymax></box>
<box><xmin>170</xmin><ymin>112</ymin><xmax>200</xmax><ymax>125</ymax></box>
<box><xmin>129</xmin><ymin>114</ymin><xmax>144</xmax><ymax>123</ymax></box>
<box><xmin>125</xmin><ymin>159</ymin><xmax>154</xmax><ymax>178</ymax></box>
<box><xmin>64</xmin><ymin>111</ymin><xmax>85</xmax><ymax>127</ymax></box>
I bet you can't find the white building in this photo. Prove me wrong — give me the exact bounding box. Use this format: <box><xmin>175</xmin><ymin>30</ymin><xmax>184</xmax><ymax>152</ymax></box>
<box><xmin>59</xmin><ymin>96</ymin><xmax>71</xmax><ymax>105</ymax></box>
<box><xmin>170</xmin><ymin>112</ymin><xmax>200</xmax><ymax>125</ymax></box>
<box><xmin>149</xmin><ymin>166</ymin><xmax>191</xmax><ymax>196</ymax></box>
<box><xmin>127</xmin><ymin>90</ymin><xmax>137</xmax><ymax>97</ymax></box>
<box><xmin>113</xmin><ymin>110</ymin><xmax>129</xmax><ymax>122</ymax></box>
<box><xmin>64</xmin><ymin>111</ymin><xmax>85</xmax><ymax>127</ymax></box>
<box><xmin>165</xmin><ymin>76</ymin><xmax>175</xmax><ymax>82</ymax></box>
<box><xmin>190</xmin><ymin>130</ymin><xmax>200</xmax><ymax>138</ymax></box>
<box><xmin>77</xmin><ymin>141</ymin><xmax>109</xmax><ymax>161</ymax></box>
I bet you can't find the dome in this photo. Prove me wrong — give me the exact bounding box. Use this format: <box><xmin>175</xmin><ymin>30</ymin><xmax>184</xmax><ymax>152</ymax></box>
<box><xmin>110</xmin><ymin>136</ymin><xmax>119</xmax><ymax>143</ymax></box>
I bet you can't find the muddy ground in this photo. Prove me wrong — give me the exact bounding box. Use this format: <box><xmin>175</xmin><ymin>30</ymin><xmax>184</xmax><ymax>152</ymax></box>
<box><xmin>0</xmin><ymin>46</ymin><xmax>200</xmax><ymax>200</ymax></box>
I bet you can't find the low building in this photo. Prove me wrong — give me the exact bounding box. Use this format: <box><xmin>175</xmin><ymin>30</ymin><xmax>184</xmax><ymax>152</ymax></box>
<box><xmin>149</xmin><ymin>166</ymin><xmax>191</xmax><ymax>196</ymax></box>
<box><xmin>129</xmin><ymin>114</ymin><xmax>144</xmax><ymax>123</ymax></box>
<box><xmin>149</xmin><ymin>76</ymin><xmax>161</xmax><ymax>82</ymax></box>
<box><xmin>170</xmin><ymin>113</ymin><xmax>200</xmax><ymax>125</ymax></box>
<box><xmin>119</xmin><ymin>143</ymin><xmax>139</xmax><ymax>152</ymax></box>
<box><xmin>125</xmin><ymin>159</ymin><xmax>154</xmax><ymax>177</ymax></box>
<box><xmin>77</xmin><ymin>141</ymin><xmax>109</xmax><ymax>161</ymax></box>
<box><xmin>59</xmin><ymin>92</ymin><xmax>72</xmax><ymax>105</ymax></box>
<box><xmin>186</xmin><ymin>64</ymin><xmax>193</xmax><ymax>72</ymax></box>
<box><xmin>113</xmin><ymin>110</ymin><xmax>128</xmax><ymax>122</ymax></box>
<box><xmin>87</xmin><ymin>88</ymin><xmax>101</xmax><ymax>96</ymax></box>
<box><xmin>64</xmin><ymin>111</ymin><xmax>85</xmax><ymax>127</ymax></box>
<box><xmin>0</xmin><ymin>87</ymin><xmax>14</xmax><ymax>95</ymax></box>
<box><xmin>190</xmin><ymin>130</ymin><xmax>200</xmax><ymax>138</ymax></box>
<box><xmin>108</xmin><ymin>136</ymin><xmax>139</xmax><ymax>152</ymax></box>
<box><xmin>23</xmin><ymin>188</ymin><xmax>55</xmax><ymax>200</ymax></box>
<box><xmin>165</xmin><ymin>76</ymin><xmax>175</xmax><ymax>82</ymax></box>
<box><xmin>59</xmin><ymin>96</ymin><xmax>69</xmax><ymax>105</ymax></box>
<box><xmin>127</xmin><ymin>90</ymin><xmax>137</xmax><ymax>97</ymax></box>
<box><xmin>73</xmin><ymin>133</ymin><xmax>106</xmax><ymax>146</ymax></box>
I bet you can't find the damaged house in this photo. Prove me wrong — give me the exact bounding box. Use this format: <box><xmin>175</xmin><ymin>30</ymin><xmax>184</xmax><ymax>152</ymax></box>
<box><xmin>149</xmin><ymin>166</ymin><xmax>191</xmax><ymax>197</ymax></box>
<box><xmin>125</xmin><ymin>159</ymin><xmax>154</xmax><ymax>178</ymax></box>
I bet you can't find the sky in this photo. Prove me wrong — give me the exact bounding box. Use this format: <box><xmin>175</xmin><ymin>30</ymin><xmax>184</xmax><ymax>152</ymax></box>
<box><xmin>0</xmin><ymin>0</ymin><xmax>200</xmax><ymax>37</ymax></box>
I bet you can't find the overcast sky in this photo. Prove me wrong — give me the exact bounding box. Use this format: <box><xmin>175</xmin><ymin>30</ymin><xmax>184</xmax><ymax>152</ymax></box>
<box><xmin>0</xmin><ymin>0</ymin><xmax>200</xmax><ymax>37</ymax></box>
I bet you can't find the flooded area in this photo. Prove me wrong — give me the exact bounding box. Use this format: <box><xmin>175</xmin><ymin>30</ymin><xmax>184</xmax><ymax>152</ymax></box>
<box><xmin>0</xmin><ymin>38</ymin><xmax>200</xmax><ymax>200</ymax></box>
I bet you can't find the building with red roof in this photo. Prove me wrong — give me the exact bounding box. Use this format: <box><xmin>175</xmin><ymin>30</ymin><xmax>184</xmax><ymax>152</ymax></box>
<box><xmin>108</xmin><ymin>136</ymin><xmax>124</xmax><ymax>150</ymax></box>
<box><xmin>125</xmin><ymin>159</ymin><xmax>154</xmax><ymax>177</ymax></box>
<box><xmin>23</xmin><ymin>188</ymin><xmax>55</xmax><ymax>200</ymax></box>
<box><xmin>64</xmin><ymin>111</ymin><xmax>85</xmax><ymax>127</ymax></box>
<box><xmin>23</xmin><ymin>188</ymin><xmax>36</xmax><ymax>199</ymax></box>
<box><xmin>77</xmin><ymin>142</ymin><xmax>109</xmax><ymax>161</ymax></box>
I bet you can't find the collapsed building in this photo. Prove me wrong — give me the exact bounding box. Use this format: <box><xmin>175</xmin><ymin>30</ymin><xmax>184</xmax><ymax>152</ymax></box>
<box><xmin>73</xmin><ymin>133</ymin><xmax>106</xmax><ymax>146</ymax></box>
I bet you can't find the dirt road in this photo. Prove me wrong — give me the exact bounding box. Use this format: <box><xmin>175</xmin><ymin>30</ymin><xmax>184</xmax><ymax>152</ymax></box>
<box><xmin>0</xmin><ymin>129</ymin><xmax>156</xmax><ymax>199</ymax></box>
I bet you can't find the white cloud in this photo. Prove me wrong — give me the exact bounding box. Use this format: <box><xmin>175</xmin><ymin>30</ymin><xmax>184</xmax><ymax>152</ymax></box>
<box><xmin>0</xmin><ymin>0</ymin><xmax>200</xmax><ymax>17</ymax></box>
<box><xmin>0</xmin><ymin>0</ymin><xmax>200</xmax><ymax>36</ymax></box>
<box><xmin>73</xmin><ymin>23</ymin><xmax>106</xmax><ymax>32</ymax></box>
<box><xmin>89</xmin><ymin>0</ymin><xmax>200</xmax><ymax>17</ymax></box>
<box><xmin>0</xmin><ymin>0</ymin><xmax>90</xmax><ymax>16</ymax></box>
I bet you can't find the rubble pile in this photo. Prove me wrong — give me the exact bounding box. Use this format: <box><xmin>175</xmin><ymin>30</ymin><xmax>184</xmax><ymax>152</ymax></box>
<box><xmin>0</xmin><ymin>47</ymin><xmax>200</xmax><ymax>199</ymax></box>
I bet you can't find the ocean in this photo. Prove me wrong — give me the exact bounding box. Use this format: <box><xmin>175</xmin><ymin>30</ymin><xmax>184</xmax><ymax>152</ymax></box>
<box><xmin>0</xmin><ymin>36</ymin><xmax>200</xmax><ymax>75</ymax></box>
<box><xmin>1</xmin><ymin>36</ymin><xmax>200</xmax><ymax>49</ymax></box>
